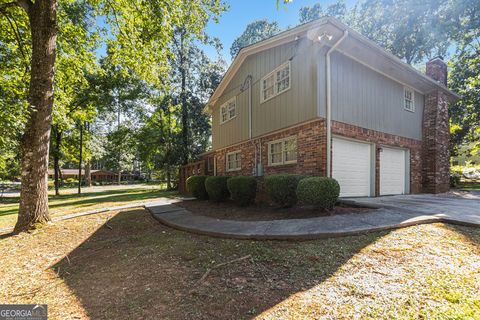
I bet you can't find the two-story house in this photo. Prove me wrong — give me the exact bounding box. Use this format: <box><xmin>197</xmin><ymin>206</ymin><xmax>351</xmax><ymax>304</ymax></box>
<box><xmin>180</xmin><ymin>17</ymin><xmax>459</xmax><ymax>197</ymax></box>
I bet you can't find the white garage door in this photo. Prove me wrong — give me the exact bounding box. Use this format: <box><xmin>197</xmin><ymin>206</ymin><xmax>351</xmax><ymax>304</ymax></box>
<box><xmin>332</xmin><ymin>137</ymin><xmax>372</xmax><ymax>197</ymax></box>
<box><xmin>380</xmin><ymin>147</ymin><xmax>406</xmax><ymax>195</ymax></box>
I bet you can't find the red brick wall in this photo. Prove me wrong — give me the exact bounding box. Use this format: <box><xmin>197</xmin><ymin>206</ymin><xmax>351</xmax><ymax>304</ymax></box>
<box><xmin>178</xmin><ymin>160</ymin><xmax>207</xmax><ymax>194</ymax></box>
<box><xmin>214</xmin><ymin>119</ymin><xmax>327</xmax><ymax>177</ymax></box>
<box><xmin>206</xmin><ymin>120</ymin><xmax>326</xmax><ymax>201</ymax></box>
<box><xmin>422</xmin><ymin>91</ymin><xmax>450</xmax><ymax>193</ymax></box>
<box><xmin>198</xmin><ymin>119</ymin><xmax>424</xmax><ymax>196</ymax></box>
<box><xmin>426</xmin><ymin>57</ymin><xmax>448</xmax><ymax>86</ymax></box>
<box><xmin>423</xmin><ymin>58</ymin><xmax>450</xmax><ymax>193</ymax></box>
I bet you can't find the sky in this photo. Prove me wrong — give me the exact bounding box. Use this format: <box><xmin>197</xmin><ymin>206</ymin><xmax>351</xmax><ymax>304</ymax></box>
<box><xmin>203</xmin><ymin>0</ymin><xmax>353</xmax><ymax>62</ymax></box>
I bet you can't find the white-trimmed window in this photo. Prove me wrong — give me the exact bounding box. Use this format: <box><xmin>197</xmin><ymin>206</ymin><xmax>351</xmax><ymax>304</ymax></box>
<box><xmin>220</xmin><ymin>97</ymin><xmax>236</xmax><ymax>124</ymax></box>
<box><xmin>261</xmin><ymin>61</ymin><xmax>291</xmax><ymax>103</ymax></box>
<box><xmin>404</xmin><ymin>87</ymin><xmax>415</xmax><ymax>112</ymax></box>
<box><xmin>226</xmin><ymin>151</ymin><xmax>241</xmax><ymax>171</ymax></box>
<box><xmin>268</xmin><ymin>136</ymin><xmax>297</xmax><ymax>166</ymax></box>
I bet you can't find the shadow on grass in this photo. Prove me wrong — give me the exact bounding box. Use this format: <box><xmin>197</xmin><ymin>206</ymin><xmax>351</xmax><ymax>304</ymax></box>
<box><xmin>47</xmin><ymin>190</ymin><xmax>177</xmax><ymax>210</ymax></box>
<box><xmin>52</xmin><ymin>208</ymin><xmax>388</xmax><ymax>319</ymax></box>
<box><xmin>49</xmin><ymin>187</ymin><xmax>165</xmax><ymax>201</ymax></box>
<box><xmin>0</xmin><ymin>207</ymin><xmax>19</xmax><ymax>217</ymax></box>
<box><xmin>0</xmin><ymin>189</ymin><xmax>177</xmax><ymax>218</ymax></box>
<box><xmin>0</xmin><ymin>187</ymin><xmax>167</xmax><ymax>204</ymax></box>
<box><xmin>0</xmin><ymin>197</ymin><xmax>20</xmax><ymax>204</ymax></box>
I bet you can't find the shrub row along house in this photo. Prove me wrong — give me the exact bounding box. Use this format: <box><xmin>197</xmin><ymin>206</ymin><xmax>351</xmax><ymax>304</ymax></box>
<box><xmin>180</xmin><ymin>17</ymin><xmax>460</xmax><ymax>198</ymax></box>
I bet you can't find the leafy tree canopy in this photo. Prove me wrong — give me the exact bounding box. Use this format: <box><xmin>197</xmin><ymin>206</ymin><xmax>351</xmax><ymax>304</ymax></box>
<box><xmin>449</xmin><ymin>40</ymin><xmax>480</xmax><ymax>159</ymax></box>
<box><xmin>299</xmin><ymin>1</ymin><xmax>346</xmax><ymax>23</ymax></box>
<box><xmin>230</xmin><ymin>20</ymin><xmax>282</xmax><ymax>59</ymax></box>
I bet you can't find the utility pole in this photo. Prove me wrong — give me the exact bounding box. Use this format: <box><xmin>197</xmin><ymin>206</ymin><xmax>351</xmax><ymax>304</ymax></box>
<box><xmin>78</xmin><ymin>122</ymin><xmax>83</xmax><ymax>194</ymax></box>
<box><xmin>84</xmin><ymin>122</ymin><xmax>92</xmax><ymax>187</ymax></box>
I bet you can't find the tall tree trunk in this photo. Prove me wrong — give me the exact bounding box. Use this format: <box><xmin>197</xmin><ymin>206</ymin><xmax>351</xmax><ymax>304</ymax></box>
<box><xmin>179</xmin><ymin>29</ymin><xmax>189</xmax><ymax>165</ymax></box>
<box><xmin>85</xmin><ymin>160</ymin><xmax>91</xmax><ymax>187</ymax></box>
<box><xmin>166</xmin><ymin>164</ymin><xmax>171</xmax><ymax>190</ymax></box>
<box><xmin>15</xmin><ymin>0</ymin><xmax>58</xmax><ymax>233</ymax></box>
<box><xmin>117</xmin><ymin>105</ymin><xmax>122</xmax><ymax>185</ymax></box>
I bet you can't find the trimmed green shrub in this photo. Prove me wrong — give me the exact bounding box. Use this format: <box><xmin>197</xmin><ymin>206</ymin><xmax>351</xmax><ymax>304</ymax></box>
<box><xmin>450</xmin><ymin>171</ymin><xmax>461</xmax><ymax>187</ymax></box>
<box><xmin>265</xmin><ymin>173</ymin><xmax>305</xmax><ymax>207</ymax></box>
<box><xmin>296</xmin><ymin>177</ymin><xmax>340</xmax><ymax>210</ymax></box>
<box><xmin>186</xmin><ymin>175</ymin><xmax>208</xmax><ymax>199</ymax></box>
<box><xmin>205</xmin><ymin>176</ymin><xmax>230</xmax><ymax>202</ymax></box>
<box><xmin>227</xmin><ymin>176</ymin><xmax>257</xmax><ymax>206</ymax></box>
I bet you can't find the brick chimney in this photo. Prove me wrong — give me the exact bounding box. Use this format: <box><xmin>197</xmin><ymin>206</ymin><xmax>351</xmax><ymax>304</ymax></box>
<box><xmin>426</xmin><ymin>56</ymin><xmax>447</xmax><ymax>86</ymax></box>
<box><xmin>422</xmin><ymin>56</ymin><xmax>450</xmax><ymax>193</ymax></box>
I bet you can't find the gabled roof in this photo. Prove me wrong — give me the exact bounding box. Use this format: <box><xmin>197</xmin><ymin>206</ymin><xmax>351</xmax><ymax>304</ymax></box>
<box><xmin>205</xmin><ymin>17</ymin><xmax>460</xmax><ymax>113</ymax></box>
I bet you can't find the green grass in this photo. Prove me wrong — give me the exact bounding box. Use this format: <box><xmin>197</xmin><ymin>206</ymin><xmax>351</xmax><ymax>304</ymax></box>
<box><xmin>458</xmin><ymin>182</ymin><xmax>480</xmax><ymax>190</ymax></box>
<box><xmin>0</xmin><ymin>184</ymin><xmax>178</xmax><ymax>229</ymax></box>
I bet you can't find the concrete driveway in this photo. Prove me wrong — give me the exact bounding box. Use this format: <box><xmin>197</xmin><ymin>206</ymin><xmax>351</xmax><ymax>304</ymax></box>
<box><xmin>147</xmin><ymin>190</ymin><xmax>480</xmax><ymax>240</ymax></box>
<box><xmin>346</xmin><ymin>190</ymin><xmax>480</xmax><ymax>226</ymax></box>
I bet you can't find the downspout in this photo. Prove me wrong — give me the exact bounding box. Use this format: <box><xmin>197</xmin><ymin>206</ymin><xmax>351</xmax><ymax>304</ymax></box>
<box><xmin>242</xmin><ymin>75</ymin><xmax>258</xmax><ymax>176</ymax></box>
<box><xmin>213</xmin><ymin>157</ymin><xmax>217</xmax><ymax>176</ymax></box>
<box><xmin>247</xmin><ymin>75</ymin><xmax>253</xmax><ymax>140</ymax></box>
<box><xmin>326</xmin><ymin>30</ymin><xmax>348</xmax><ymax>177</ymax></box>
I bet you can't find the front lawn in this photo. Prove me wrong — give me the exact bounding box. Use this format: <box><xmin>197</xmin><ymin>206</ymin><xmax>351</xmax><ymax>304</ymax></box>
<box><xmin>0</xmin><ymin>184</ymin><xmax>177</xmax><ymax>230</ymax></box>
<box><xmin>1</xmin><ymin>208</ymin><xmax>478</xmax><ymax>319</ymax></box>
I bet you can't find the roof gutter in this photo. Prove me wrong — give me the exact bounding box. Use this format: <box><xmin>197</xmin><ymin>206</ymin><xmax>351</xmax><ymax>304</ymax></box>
<box><xmin>326</xmin><ymin>30</ymin><xmax>348</xmax><ymax>177</ymax></box>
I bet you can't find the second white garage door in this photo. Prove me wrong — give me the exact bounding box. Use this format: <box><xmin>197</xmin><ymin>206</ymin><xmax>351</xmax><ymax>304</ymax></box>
<box><xmin>380</xmin><ymin>147</ymin><xmax>407</xmax><ymax>195</ymax></box>
<box><xmin>332</xmin><ymin>137</ymin><xmax>372</xmax><ymax>197</ymax></box>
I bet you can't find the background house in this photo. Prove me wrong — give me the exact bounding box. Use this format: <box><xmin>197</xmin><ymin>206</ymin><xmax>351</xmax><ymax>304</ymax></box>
<box><xmin>47</xmin><ymin>169</ymin><xmax>118</xmax><ymax>182</ymax></box>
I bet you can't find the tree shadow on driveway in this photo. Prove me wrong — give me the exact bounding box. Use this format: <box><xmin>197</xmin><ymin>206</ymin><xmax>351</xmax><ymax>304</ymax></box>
<box><xmin>51</xmin><ymin>208</ymin><xmax>387</xmax><ymax>319</ymax></box>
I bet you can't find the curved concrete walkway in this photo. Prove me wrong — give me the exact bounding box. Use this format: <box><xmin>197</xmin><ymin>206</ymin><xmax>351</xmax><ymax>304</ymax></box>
<box><xmin>146</xmin><ymin>191</ymin><xmax>480</xmax><ymax>240</ymax></box>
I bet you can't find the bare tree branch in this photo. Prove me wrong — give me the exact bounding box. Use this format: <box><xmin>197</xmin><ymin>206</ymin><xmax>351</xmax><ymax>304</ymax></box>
<box><xmin>0</xmin><ymin>10</ymin><xmax>27</xmax><ymax>61</ymax></box>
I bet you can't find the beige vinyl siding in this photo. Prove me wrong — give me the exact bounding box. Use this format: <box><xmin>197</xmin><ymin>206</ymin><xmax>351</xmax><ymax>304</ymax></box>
<box><xmin>212</xmin><ymin>89</ymin><xmax>249</xmax><ymax>149</ymax></box>
<box><xmin>212</xmin><ymin>38</ymin><xmax>318</xmax><ymax>150</ymax></box>
<box><xmin>318</xmin><ymin>51</ymin><xmax>424</xmax><ymax>140</ymax></box>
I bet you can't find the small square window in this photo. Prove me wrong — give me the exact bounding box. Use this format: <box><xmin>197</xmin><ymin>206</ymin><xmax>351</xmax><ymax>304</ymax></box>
<box><xmin>262</xmin><ymin>74</ymin><xmax>275</xmax><ymax>101</ymax></box>
<box><xmin>226</xmin><ymin>151</ymin><xmax>241</xmax><ymax>171</ymax></box>
<box><xmin>261</xmin><ymin>61</ymin><xmax>291</xmax><ymax>103</ymax></box>
<box><xmin>268</xmin><ymin>137</ymin><xmax>297</xmax><ymax>166</ymax></box>
<box><xmin>220</xmin><ymin>97</ymin><xmax>236</xmax><ymax>124</ymax></box>
<box><xmin>276</xmin><ymin>64</ymin><xmax>290</xmax><ymax>94</ymax></box>
<box><xmin>269</xmin><ymin>142</ymin><xmax>283</xmax><ymax>165</ymax></box>
<box><xmin>221</xmin><ymin>107</ymin><xmax>228</xmax><ymax>123</ymax></box>
<box><xmin>284</xmin><ymin>138</ymin><xmax>297</xmax><ymax>163</ymax></box>
<box><xmin>207</xmin><ymin>157</ymin><xmax>214</xmax><ymax>172</ymax></box>
<box><xmin>404</xmin><ymin>87</ymin><xmax>415</xmax><ymax>112</ymax></box>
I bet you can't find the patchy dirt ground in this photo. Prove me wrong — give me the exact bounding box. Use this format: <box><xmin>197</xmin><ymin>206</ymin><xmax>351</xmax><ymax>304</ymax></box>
<box><xmin>1</xmin><ymin>208</ymin><xmax>479</xmax><ymax>319</ymax></box>
<box><xmin>178</xmin><ymin>199</ymin><xmax>372</xmax><ymax>221</ymax></box>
